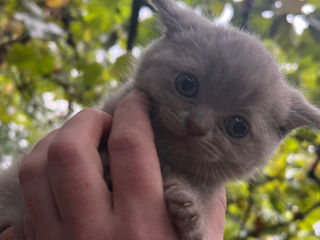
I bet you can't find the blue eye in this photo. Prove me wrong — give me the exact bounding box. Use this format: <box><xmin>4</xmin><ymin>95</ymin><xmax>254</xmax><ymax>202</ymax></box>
<box><xmin>224</xmin><ymin>116</ymin><xmax>249</xmax><ymax>139</ymax></box>
<box><xmin>175</xmin><ymin>73</ymin><xmax>198</xmax><ymax>98</ymax></box>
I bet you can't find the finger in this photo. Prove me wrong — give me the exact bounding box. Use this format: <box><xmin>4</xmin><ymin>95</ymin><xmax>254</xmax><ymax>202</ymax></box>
<box><xmin>108</xmin><ymin>91</ymin><xmax>164</xmax><ymax>209</ymax></box>
<box><xmin>0</xmin><ymin>227</ymin><xmax>19</xmax><ymax>240</ymax></box>
<box><xmin>207</xmin><ymin>186</ymin><xmax>226</xmax><ymax>240</ymax></box>
<box><xmin>47</xmin><ymin>108</ymin><xmax>112</xmax><ymax>226</ymax></box>
<box><xmin>19</xmin><ymin>130</ymin><xmax>61</xmax><ymax>238</ymax></box>
<box><xmin>23</xmin><ymin>207</ymin><xmax>35</xmax><ymax>240</ymax></box>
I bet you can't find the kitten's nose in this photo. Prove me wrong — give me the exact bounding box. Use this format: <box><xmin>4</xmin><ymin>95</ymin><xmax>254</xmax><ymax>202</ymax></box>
<box><xmin>186</xmin><ymin>118</ymin><xmax>207</xmax><ymax>137</ymax></box>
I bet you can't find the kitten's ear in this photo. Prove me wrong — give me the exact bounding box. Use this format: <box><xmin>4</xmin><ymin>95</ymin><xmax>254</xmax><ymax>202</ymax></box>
<box><xmin>281</xmin><ymin>89</ymin><xmax>320</xmax><ymax>135</ymax></box>
<box><xmin>151</xmin><ymin>0</ymin><xmax>208</xmax><ymax>34</ymax></box>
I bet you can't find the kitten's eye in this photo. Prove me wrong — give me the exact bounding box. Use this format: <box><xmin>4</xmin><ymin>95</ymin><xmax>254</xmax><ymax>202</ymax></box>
<box><xmin>224</xmin><ymin>116</ymin><xmax>249</xmax><ymax>139</ymax></box>
<box><xmin>175</xmin><ymin>73</ymin><xmax>198</xmax><ymax>98</ymax></box>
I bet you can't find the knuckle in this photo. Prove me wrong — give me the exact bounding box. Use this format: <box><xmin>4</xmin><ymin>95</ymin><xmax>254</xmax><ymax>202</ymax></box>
<box><xmin>30</xmin><ymin>136</ymin><xmax>50</xmax><ymax>153</ymax></box>
<box><xmin>19</xmin><ymin>160</ymin><xmax>41</xmax><ymax>187</ymax></box>
<box><xmin>80</xmin><ymin>107</ymin><xmax>100</xmax><ymax>116</ymax></box>
<box><xmin>47</xmin><ymin>138</ymin><xmax>81</xmax><ymax>167</ymax></box>
<box><xmin>19</xmin><ymin>138</ymin><xmax>51</xmax><ymax>186</ymax></box>
<box><xmin>80</xmin><ymin>108</ymin><xmax>111</xmax><ymax>120</ymax></box>
<box><xmin>108</xmin><ymin>130</ymin><xmax>143</xmax><ymax>153</ymax></box>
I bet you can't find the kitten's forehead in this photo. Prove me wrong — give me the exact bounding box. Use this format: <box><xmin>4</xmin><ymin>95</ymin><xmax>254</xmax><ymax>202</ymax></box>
<box><xmin>170</xmin><ymin>24</ymin><xmax>283</xmax><ymax>110</ymax></box>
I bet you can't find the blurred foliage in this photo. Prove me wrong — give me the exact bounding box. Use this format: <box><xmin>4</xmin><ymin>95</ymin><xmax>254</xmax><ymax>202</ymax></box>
<box><xmin>1</xmin><ymin>0</ymin><xmax>320</xmax><ymax>239</ymax></box>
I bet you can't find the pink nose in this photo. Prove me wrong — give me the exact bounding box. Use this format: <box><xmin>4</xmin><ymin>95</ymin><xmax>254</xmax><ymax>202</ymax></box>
<box><xmin>186</xmin><ymin>119</ymin><xmax>207</xmax><ymax>137</ymax></box>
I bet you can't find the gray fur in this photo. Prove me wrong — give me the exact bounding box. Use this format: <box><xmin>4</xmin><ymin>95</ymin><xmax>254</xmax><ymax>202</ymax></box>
<box><xmin>1</xmin><ymin>0</ymin><xmax>320</xmax><ymax>239</ymax></box>
<box><xmin>104</xmin><ymin>1</ymin><xmax>320</xmax><ymax>238</ymax></box>
<box><xmin>0</xmin><ymin>159</ymin><xmax>24</xmax><ymax>236</ymax></box>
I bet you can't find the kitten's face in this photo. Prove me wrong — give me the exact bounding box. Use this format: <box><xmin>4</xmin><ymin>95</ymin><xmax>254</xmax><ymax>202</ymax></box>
<box><xmin>133</xmin><ymin>0</ymin><xmax>320</xmax><ymax>182</ymax></box>
<box><xmin>135</xmin><ymin>24</ymin><xmax>287</xmax><ymax>180</ymax></box>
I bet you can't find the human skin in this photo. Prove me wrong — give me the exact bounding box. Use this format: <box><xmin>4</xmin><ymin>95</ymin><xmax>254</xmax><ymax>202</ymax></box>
<box><xmin>0</xmin><ymin>91</ymin><xmax>226</xmax><ymax>240</ymax></box>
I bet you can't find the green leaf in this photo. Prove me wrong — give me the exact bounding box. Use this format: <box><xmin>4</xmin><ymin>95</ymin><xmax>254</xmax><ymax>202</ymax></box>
<box><xmin>82</xmin><ymin>62</ymin><xmax>103</xmax><ymax>87</ymax></box>
<box><xmin>6</xmin><ymin>43</ymin><xmax>36</xmax><ymax>70</ymax></box>
<box><xmin>308</xmin><ymin>0</ymin><xmax>320</xmax><ymax>8</ymax></box>
<box><xmin>109</xmin><ymin>53</ymin><xmax>134</xmax><ymax>80</ymax></box>
<box><xmin>135</xmin><ymin>17</ymin><xmax>160</xmax><ymax>47</ymax></box>
<box><xmin>38</xmin><ymin>55</ymin><xmax>55</xmax><ymax>75</ymax></box>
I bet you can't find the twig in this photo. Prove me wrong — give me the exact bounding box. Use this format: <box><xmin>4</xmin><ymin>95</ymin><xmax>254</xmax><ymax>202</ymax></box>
<box><xmin>236</xmin><ymin>180</ymin><xmax>256</xmax><ymax>238</ymax></box>
<box><xmin>241</xmin><ymin>0</ymin><xmax>255</xmax><ymax>30</ymax></box>
<box><xmin>61</xmin><ymin>6</ymin><xmax>79</xmax><ymax>59</ymax></box>
<box><xmin>127</xmin><ymin>0</ymin><xmax>143</xmax><ymax>51</ymax></box>
<box><xmin>0</xmin><ymin>33</ymin><xmax>30</xmax><ymax>64</ymax></box>
<box><xmin>239</xmin><ymin>201</ymin><xmax>320</xmax><ymax>239</ymax></box>
<box><xmin>308</xmin><ymin>145</ymin><xmax>320</xmax><ymax>184</ymax></box>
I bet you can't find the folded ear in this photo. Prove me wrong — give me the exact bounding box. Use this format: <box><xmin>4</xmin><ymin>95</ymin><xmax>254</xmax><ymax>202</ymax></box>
<box><xmin>281</xmin><ymin>89</ymin><xmax>320</xmax><ymax>134</ymax></box>
<box><xmin>151</xmin><ymin>0</ymin><xmax>209</xmax><ymax>34</ymax></box>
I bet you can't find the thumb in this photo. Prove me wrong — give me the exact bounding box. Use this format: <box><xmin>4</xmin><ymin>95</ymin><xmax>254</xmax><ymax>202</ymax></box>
<box><xmin>108</xmin><ymin>91</ymin><xmax>164</xmax><ymax>207</ymax></box>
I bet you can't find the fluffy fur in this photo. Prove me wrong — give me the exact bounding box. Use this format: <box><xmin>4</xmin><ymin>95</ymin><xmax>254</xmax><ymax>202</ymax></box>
<box><xmin>1</xmin><ymin>0</ymin><xmax>320</xmax><ymax>239</ymax></box>
<box><xmin>0</xmin><ymin>159</ymin><xmax>24</xmax><ymax>236</ymax></box>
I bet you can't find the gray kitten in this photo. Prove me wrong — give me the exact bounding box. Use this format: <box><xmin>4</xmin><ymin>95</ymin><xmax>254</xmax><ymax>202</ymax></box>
<box><xmin>1</xmin><ymin>0</ymin><xmax>320</xmax><ymax>239</ymax></box>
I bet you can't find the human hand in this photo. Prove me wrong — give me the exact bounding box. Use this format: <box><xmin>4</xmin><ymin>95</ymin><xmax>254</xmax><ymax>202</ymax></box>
<box><xmin>207</xmin><ymin>186</ymin><xmax>226</xmax><ymax>239</ymax></box>
<box><xmin>0</xmin><ymin>91</ymin><xmax>226</xmax><ymax>240</ymax></box>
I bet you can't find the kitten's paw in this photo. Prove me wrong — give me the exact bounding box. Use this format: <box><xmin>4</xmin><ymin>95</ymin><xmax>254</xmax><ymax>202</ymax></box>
<box><xmin>164</xmin><ymin>181</ymin><xmax>204</xmax><ymax>240</ymax></box>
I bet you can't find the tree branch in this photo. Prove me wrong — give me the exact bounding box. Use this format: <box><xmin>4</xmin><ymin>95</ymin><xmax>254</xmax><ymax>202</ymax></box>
<box><xmin>239</xmin><ymin>200</ymin><xmax>320</xmax><ymax>239</ymax></box>
<box><xmin>0</xmin><ymin>32</ymin><xmax>30</xmax><ymax>65</ymax></box>
<box><xmin>237</xmin><ymin>180</ymin><xmax>256</xmax><ymax>238</ymax></box>
<box><xmin>127</xmin><ymin>0</ymin><xmax>143</xmax><ymax>51</ymax></box>
<box><xmin>241</xmin><ymin>0</ymin><xmax>255</xmax><ymax>30</ymax></box>
<box><xmin>61</xmin><ymin>7</ymin><xmax>79</xmax><ymax>59</ymax></box>
<box><xmin>308</xmin><ymin>145</ymin><xmax>320</xmax><ymax>184</ymax></box>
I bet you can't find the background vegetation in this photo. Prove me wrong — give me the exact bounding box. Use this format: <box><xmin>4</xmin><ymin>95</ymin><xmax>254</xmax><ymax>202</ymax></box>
<box><xmin>1</xmin><ymin>0</ymin><xmax>320</xmax><ymax>239</ymax></box>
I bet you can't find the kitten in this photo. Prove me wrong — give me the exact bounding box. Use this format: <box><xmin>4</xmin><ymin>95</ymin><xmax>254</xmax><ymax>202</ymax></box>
<box><xmin>1</xmin><ymin>0</ymin><xmax>320</xmax><ymax>239</ymax></box>
<box><xmin>102</xmin><ymin>0</ymin><xmax>320</xmax><ymax>239</ymax></box>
